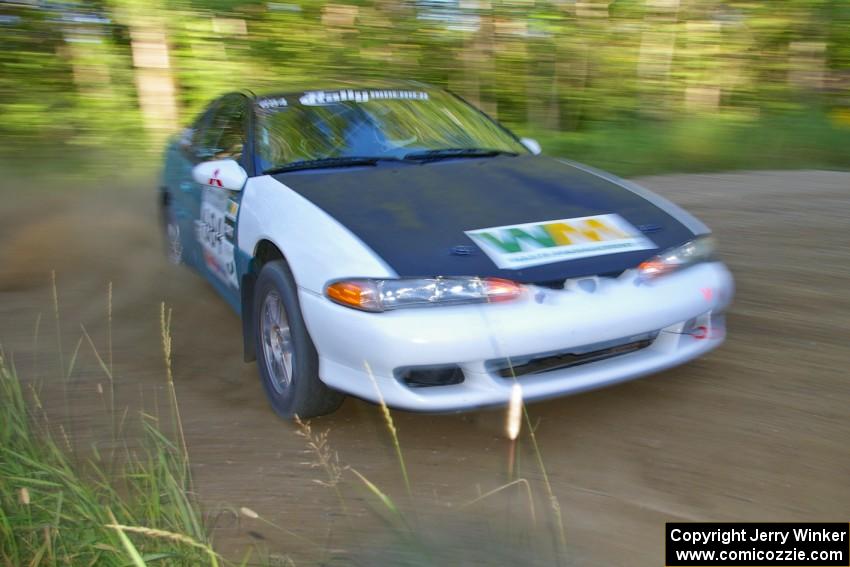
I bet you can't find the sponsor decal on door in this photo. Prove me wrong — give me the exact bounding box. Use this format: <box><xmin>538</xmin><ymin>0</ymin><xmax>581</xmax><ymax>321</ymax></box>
<box><xmin>195</xmin><ymin>188</ymin><xmax>239</xmax><ymax>288</ymax></box>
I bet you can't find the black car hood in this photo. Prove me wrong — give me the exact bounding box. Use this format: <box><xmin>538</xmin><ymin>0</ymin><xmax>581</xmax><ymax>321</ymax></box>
<box><xmin>272</xmin><ymin>155</ymin><xmax>697</xmax><ymax>283</ymax></box>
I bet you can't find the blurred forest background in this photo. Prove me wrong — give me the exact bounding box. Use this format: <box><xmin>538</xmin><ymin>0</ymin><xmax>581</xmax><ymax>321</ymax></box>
<box><xmin>1</xmin><ymin>0</ymin><xmax>849</xmax><ymax>176</ymax></box>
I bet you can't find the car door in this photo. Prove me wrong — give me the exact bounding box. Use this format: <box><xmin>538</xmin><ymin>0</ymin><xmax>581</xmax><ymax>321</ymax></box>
<box><xmin>167</xmin><ymin>101</ymin><xmax>218</xmax><ymax>270</ymax></box>
<box><xmin>191</xmin><ymin>94</ymin><xmax>251</xmax><ymax>308</ymax></box>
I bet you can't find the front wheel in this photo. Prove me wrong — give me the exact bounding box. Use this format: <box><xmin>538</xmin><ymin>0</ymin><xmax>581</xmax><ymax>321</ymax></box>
<box><xmin>253</xmin><ymin>260</ymin><xmax>344</xmax><ymax>419</ymax></box>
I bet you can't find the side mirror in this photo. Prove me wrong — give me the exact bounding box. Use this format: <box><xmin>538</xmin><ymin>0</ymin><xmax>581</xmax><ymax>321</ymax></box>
<box><xmin>520</xmin><ymin>137</ymin><xmax>542</xmax><ymax>155</ymax></box>
<box><xmin>192</xmin><ymin>159</ymin><xmax>247</xmax><ymax>191</ymax></box>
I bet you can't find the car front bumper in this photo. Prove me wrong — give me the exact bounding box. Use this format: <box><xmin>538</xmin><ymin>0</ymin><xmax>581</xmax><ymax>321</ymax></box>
<box><xmin>299</xmin><ymin>261</ymin><xmax>734</xmax><ymax>412</ymax></box>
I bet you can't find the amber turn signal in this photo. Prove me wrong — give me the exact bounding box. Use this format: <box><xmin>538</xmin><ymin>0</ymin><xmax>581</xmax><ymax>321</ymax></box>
<box><xmin>325</xmin><ymin>277</ymin><xmax>524</xmax><ymax>312</ymax></box>
<box><xmin>325</xmin><ymin>280</ymin><xmax>380</xmax><ymax>311</ymax></box>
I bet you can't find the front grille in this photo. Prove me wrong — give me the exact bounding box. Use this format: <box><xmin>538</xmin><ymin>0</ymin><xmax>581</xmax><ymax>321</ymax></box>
<box><xmin>488</xmin><ymin>332</ymin><xmax>658</xmax><ymax>378</ymax></box>
<box><xmin>532</xmin><ymin>270</ymin><xmax>626</xmax><ymax>290</ymax></box>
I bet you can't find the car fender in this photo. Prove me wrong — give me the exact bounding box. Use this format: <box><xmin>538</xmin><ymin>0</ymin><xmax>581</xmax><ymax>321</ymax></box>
<box><xmin>237</xmin><ymin>174</ymin><xmax>397</xmax><ymax>294</ymax></box>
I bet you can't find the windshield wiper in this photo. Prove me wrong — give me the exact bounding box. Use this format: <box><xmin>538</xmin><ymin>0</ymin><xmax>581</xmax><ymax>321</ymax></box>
<box><xmin>263</xmin><ymin>156</ymin><xmax>402</xmax><ymax>174</ymax></box>
<box><xmin>402</xmin><ymin>148</ymin><xmax>519</xmax><ymax>162</ymax></box>
<box><xmin>263</xmin><ymin>149</ymin><xmax>517</xmax><ymax>173</ymax></box>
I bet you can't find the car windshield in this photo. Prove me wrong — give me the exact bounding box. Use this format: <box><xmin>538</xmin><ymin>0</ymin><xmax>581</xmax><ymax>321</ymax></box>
<box><xmin>255</xmin><ymin>88</ymin><xmax>527</xmax><ymax>172</ymax></box>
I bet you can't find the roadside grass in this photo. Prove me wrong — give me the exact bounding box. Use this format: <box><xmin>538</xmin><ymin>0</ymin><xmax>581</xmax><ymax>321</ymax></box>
<box><xmin>0</xmin><ymin>279</ymin><xmax>241</xmax><ymax>567</ymax></box>
<box><xmin>1</xmin><ymin>279</ymin><xmax>571</xmax><ymax>566</ymax></box>
<box><xmin>519</xmin><ymin>110</ymin><xmax>850</xmax><ymax>177</ymax></box>
<box><xmin>0</xmin><ymin>145</ymin><xmax>152</xmax><ymax>197</ymax></box>
<box><xmin>0</xmin><ymin>349</ymin><xmax>225</xmax><ymax>566</ymax></box>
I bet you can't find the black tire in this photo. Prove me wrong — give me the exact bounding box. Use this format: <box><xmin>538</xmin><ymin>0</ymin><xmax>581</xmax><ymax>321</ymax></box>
<box><xmin>253</xmin><ymin>260</ymin><xmax>344</xmax><ymax>419</ymax></box>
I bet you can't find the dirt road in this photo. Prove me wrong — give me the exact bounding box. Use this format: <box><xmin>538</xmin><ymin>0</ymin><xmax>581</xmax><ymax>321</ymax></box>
<box><xmin>1</xmin><ymin>170</ymin><xmax>848</xmax><ymax>565</ymax></box>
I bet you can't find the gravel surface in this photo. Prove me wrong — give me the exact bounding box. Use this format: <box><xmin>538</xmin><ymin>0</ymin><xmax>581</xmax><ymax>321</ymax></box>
<box><xmin>1</xmin><ymin>170</ymin><xmax>848</xmax><ymax>565</ymax></box>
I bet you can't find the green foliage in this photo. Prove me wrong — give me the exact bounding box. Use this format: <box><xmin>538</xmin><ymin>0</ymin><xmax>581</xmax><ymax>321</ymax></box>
<box><xmin>0</xmin><ymin>0</ymin><xmax>848</xmax><ymax>172</ymax></box>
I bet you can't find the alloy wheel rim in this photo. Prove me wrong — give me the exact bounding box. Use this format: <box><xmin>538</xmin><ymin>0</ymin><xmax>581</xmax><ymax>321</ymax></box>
<box><xmin>261</xmin><ymin>290</ymin><xmax>295</xmax><ymax>394</ymax></box>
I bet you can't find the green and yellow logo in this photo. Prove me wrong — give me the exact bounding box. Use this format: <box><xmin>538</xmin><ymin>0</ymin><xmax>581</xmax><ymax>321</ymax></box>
<box><xmin>465</xmin><ymin>214</ymin><xmax>655</xmax><ymax>269</ymax></box>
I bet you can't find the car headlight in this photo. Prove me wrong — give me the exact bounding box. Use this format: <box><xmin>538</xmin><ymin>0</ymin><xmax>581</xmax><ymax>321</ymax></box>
<box><xmin>325</xmin><ymin>277</ymin><xmax>524</xmax><ymax>312</ymax></box>
<box><xmin>637</xmin><ymin>236</ymin><xmax>716</xmax><ymax>280</ymax></box>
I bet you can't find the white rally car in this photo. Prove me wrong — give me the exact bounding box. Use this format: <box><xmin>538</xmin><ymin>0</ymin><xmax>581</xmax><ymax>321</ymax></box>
<box><xmin>159</xmin><ymin>82</ymin><xmax>734</xmax><ymax>418</ymax></box>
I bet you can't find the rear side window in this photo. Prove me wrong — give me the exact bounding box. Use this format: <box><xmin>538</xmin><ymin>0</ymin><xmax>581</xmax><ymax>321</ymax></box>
<box><xmin>197</xmin><ymin>96</ymin><xmax>247</xmax><ymax>163</ymax></box>
<box><xmin>177</xmin><ymin>103</ymin><xmax>216</xmax><ymax>162</ymax></box>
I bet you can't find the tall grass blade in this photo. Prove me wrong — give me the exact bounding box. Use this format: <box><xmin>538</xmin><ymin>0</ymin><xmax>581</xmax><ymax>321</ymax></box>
<box><xmin>105</xmin><ymin>522</ymin><xmax>220</xmax><ymax>567</ymax></box>
<box><xmin>159</xmin><ymin>302</ymin><xmax>190</xmax><ymax>474</ymax></box>
<box><xmin>363</xmin><ymin>361</ymin><xmax>411</xmax><ymax>500</ymax></box>
<box><xmin>65</xmin><ymin>336</ymin><xmax>83</xmax><ymax>382</ymax></box>
<box><xmin>81</xmin><ymin>323</ymin><xmax>116</xmax><ymax>450</ymax></box>
<box><xmin>32</xmin><ymin>312</ymin><xmax>41</xmax><ymax>382</ymax></box>
<box><xmin>500</xmin><ymin>349</ymin><xmax>568</xmax><ymax>562</ymax></box>
<box><xmin>50</xmin><ymin>270</ymin><xmax>63</xmax><ymax>376</ymax></box>
<box><xmin>350</xmin><ymin>468</ymin><xmax>400</xmax><ymax>518</ymax></box>
<box><xmin>107</xmin><ymin>281</ymin><xmax>113</xmax><ymax>376</ymax></box>
<box><xmin>106</xmin><ymin>511</ymin><xmax>149</xmax><ymax>567</ymax></box>
<box><xmin>460</xmin><ymin>478</ymin><xmax>537</xmax><ymax>527</ymax></box>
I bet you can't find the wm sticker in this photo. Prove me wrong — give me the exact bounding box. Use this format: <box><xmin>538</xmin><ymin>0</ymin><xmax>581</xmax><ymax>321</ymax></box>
<box><xmin>465</xmin><ymin>214</ymin><xmax>656</xmax><ymax>269</ymax></box>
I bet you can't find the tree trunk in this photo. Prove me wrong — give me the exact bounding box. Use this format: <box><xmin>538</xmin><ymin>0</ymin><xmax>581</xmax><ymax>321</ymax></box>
<box><xmin>128</xmin><ymin>22</ymin><xmax>178</xmax><ymax>139</ymax></box>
